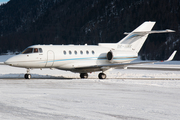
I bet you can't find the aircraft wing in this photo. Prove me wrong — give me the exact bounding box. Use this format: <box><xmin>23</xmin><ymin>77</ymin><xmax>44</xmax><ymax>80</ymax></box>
<box><xmin>100</xmin><ymin>50</ymin><xmax>176</xmax><ymax>68</ymax></box>
<box><xmin>127</xmin><ymin>64</ymin><xmax>180</xmax><ymax>71</ymax></box>
<box><xmin>75</xmin><ymin>51</ymin><xmax>177</xmax><ymax>71</ymax></box>
<box><xmin>75</xmin><ymin>61</ymin><xmax>160</xmax><ymax>71</ymax></box>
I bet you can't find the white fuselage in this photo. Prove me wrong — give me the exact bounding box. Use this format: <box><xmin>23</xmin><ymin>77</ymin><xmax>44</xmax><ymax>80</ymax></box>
<box><xmin>5</xmin><ymin>44</ymin><xmax>137</xmax><ymax>73</ymax></box>
<box><xmin>3</xmin><ymin>22</ymin><xmax>175</xmax><ymax>79</ymax></box>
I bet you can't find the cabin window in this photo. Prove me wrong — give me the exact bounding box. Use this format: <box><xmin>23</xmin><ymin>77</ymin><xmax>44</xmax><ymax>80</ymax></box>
<box><xmin>69</xmin><ymin>51</ymin><xmax>72</xmax><ymax>55</ymax></box>
<box><xmin>74</xmin><ymin>51</ymin><xmax>77</xmax><ymax>55</ymax></box>
<box><xmin>63</xmin><ymin>51</ymin><xmax>66</xmax><ymax>55</ymax></box>
<box><xmin>86</xmin><ymin>51</ymin><xmax>89</xmax><ymax>54</ymax></box>
<box><xmin>92</xmin><ymin>50</ymin><xmax>95</xmax><ymax>54</ymax></box>
<box><xmin>22</xmin><ymin>48</ymin><xmax>33</xmax><ymax>54</ymax></box>
<box><xmin>80</xmin><ymin>50</ymin><xmax>83</xmax><ymax>55</ymax></box>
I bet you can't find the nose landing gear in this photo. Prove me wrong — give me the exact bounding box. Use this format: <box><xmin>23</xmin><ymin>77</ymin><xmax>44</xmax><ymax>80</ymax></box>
<box><xmin>24</xmin><ymin>74</ymin><xmax>31</xmax><ymax>79</ymax></box>
<box><xmin>24</xmin><ymin>69</ymin><xmax>31</xmax><ymax>79</ymax></box>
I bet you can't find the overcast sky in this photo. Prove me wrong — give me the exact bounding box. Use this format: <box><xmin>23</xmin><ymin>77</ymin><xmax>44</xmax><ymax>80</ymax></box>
<box><xmin>0</xmin><ymin>0</ymin><xmax>9</xmax><ymax>5</ymax></box>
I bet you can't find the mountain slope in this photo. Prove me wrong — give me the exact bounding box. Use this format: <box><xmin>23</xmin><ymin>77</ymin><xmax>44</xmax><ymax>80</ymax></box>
<box><xmin>0</xmin><ymin>0</ymin><xmax>180</xmax><ymax>60</ymax></box>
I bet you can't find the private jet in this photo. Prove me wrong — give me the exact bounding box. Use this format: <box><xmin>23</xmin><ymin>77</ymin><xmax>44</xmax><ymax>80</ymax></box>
<box><xmin>2</xmin><ymin>21</ymin><xmax>176</xmax><ymax>79</ymax></box>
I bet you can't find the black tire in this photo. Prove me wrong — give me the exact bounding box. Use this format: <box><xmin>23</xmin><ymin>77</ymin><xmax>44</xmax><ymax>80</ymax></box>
<box><xmin>24</xmin><ymin>74</ymin><xmax>31</xmax><ymax>79</ymax></box>
<box><xmin>98</xmin><ymin>73</ymin><xmax>106</xmax><ymax>79</ymax></box>
<box><xmin>80</xmin><ymin>73</ymin><xmax>88</xmax><ymax>79</ymax></box>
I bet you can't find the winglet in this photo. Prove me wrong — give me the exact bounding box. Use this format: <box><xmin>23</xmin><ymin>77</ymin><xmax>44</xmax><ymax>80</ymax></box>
<box><xmin>165</xmin><ymin>51</ymin><xmax>177</xmax><ymax>62</ymax></box>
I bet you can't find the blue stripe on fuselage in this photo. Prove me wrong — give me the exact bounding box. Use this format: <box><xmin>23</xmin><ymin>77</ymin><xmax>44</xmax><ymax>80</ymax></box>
<box><xmin>44</xmin><ymin>56</ymin><xmax>137</xmax><ymax>63</ymax></box>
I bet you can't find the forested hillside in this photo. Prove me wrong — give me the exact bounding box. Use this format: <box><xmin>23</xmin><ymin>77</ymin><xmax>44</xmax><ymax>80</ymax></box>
<box><xmin>0</xmin><ymin>0</ymin><xmax>180</xmax><ymax>60</ymax></box>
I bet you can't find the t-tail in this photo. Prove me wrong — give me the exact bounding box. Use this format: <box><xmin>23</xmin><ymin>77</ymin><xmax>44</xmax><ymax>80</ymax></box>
<box><xmin>117</xmin><ymin>21</ymin><xmax>175</xmax><ymax>53</ymax></box>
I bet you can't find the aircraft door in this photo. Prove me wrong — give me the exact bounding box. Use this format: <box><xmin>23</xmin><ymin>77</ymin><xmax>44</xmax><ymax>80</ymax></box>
<box><xmin>45</xmin><ymin>50</ymin><xmax>55</xmax><ymax>67</ymax></box>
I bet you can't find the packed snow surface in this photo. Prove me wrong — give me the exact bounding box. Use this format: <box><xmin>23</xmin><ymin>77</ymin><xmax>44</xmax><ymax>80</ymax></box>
<box><xmin>0</xmin><ymin>55</ymin><xmax>180</xmax><ymax>120</ymax></box>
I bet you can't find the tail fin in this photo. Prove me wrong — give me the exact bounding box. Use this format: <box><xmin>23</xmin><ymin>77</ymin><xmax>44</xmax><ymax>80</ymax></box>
<box><xmin>118</xmin><ymin>22</ymin><xmax>175</xmax><ymax>53</ymax></box>
<box><xmin>118</xmin><ymin>21</ymin><xmax>156</xmax><ymax>53</ymax></box>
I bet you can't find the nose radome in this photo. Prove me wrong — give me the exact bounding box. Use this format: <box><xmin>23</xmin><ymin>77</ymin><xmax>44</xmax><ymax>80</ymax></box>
<box><xmin>4</xmin><ymin>56</ymin><xmax>16</xmax><ymax>66</ymax></box>
<box><xmin>4</xmin><ymin>58</ymin><xmax>12</xmax><ymax>65</ymax></box>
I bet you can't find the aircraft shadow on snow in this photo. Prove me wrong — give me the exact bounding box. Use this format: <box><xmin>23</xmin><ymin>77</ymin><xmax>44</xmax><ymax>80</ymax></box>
<box><xmin>0</xmin><ymin>74</ymin><xmax>73</xmax><ymax>80</ymax></box>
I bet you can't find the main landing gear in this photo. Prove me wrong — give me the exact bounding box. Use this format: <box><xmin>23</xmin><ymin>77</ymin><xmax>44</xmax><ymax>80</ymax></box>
<box><xmin>80</xmin><ymin>73</ymin><xmax>88</xmax><ymax>79</ymax></box>
<box><xmin>80</xmin><ymin>72</ymin><xmax>107</xmax><ymax>79</ymax></box>
<box><xmin>98</xmin><ymin>73</ymin><xmax>106</xmax><ymax>79</ymax></box>
<box><xmin>24</xmin><ymin>69</ymin><xmax>31</xmax><ymax>79</ymax></box>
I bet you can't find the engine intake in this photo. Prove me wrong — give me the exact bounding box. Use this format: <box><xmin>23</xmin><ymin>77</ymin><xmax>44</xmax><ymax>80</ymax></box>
<box><xmin>107</xmin><ymin>51</ymin><xmax>113</xmax><ymax>60</ymax></box>
<box><xmin>106</xmin><ymin>50</ymin><xmax>137</xmax><ymax>63</ymax></box>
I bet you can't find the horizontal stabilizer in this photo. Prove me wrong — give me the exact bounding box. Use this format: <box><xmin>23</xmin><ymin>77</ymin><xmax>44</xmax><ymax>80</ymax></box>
<box><xmin>124</xmin><ymin>29</ymin><xmax>175</xmax><ymax>35</ymax></box>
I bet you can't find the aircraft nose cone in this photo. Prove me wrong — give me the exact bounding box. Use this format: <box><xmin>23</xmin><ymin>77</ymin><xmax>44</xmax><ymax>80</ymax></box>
<box><xmin>4</xmin><ymin>59</ymin><xmax>13</xmax><ymax>65</ymax></box>
<box><xmin>4</xmin><ymin>56</ymin><xmax>17</xmax><ymax>66</ymax></box>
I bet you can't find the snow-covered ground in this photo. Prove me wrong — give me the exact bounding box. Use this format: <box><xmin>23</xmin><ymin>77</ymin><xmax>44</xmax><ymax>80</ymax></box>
<box><xmin>0</xmin><ymin>55</ymin><xmax>180</xmax><ymax>120</ymax></box>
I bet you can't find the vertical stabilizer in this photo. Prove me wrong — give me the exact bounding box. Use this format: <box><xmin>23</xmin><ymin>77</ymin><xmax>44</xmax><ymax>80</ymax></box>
<box><xmin>118</xmin><ymin>22</ymin><xmax>156</xmax><ymax>53</ymax></box>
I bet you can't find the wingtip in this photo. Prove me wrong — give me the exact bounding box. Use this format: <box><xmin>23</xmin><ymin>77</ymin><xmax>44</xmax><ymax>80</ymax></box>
<box><xmin>166</xmin><ymin>29</ymin><xmax>176</xmax><ymax>32</ymax></box>
<box><xmin>166</xmin><ymin>50</ymin><xmax>177</xmax><ymax>62</ymax></box>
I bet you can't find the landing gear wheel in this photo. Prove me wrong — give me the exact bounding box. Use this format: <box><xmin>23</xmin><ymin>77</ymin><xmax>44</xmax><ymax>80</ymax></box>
<box><xmin>24</xmin><ymin>74</ymin><xmax>31</xmax><ymax>79</ymax></box>
<box><xmin>98</xmin><ymin>73</ymin><xmax>106</xmax><ymax>79</ymax></box>
<box><xmin>80</xmin><ymin>73</ymin><xmax>88</xmax><ymax>79</ymax></box>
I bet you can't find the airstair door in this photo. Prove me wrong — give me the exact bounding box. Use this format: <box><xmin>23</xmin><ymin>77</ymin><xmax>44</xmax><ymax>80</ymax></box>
<box><xmin>45</xmin><ymin>50</ymin><xmax>54</xmax><ymax>67</ymax></box>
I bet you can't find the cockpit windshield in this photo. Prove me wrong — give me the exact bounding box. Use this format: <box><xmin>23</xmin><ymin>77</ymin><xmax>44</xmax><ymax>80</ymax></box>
<box><xmin>22</xmin><ymin>48</ymin><xmax>43</xmax><ymax>54</ymax></box>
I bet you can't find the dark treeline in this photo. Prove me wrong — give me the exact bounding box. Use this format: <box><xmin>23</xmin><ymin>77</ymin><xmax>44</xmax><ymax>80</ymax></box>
<box><xmin>0</xmin><ymin>0</ymin><xmax>180</xmax><ymax>60</ymax></box>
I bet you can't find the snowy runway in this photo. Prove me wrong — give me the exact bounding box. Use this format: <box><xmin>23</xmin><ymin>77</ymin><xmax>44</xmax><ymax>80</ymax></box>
<box><xmin>1</xmin><ymin>55</ymin><xmax>180</xmax><ymax>120</ymax></box>
<box><xmin>0</xmin><ymin>78</ymin><xmax>180</xmax><ymax>120</ymax></box>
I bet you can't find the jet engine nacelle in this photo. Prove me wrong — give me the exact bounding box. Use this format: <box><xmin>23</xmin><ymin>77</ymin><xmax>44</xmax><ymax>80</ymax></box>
<box><xmin>107</xmin><ymin>50</ymin><xmax>137</xmax><ymax>63</ymax></box>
